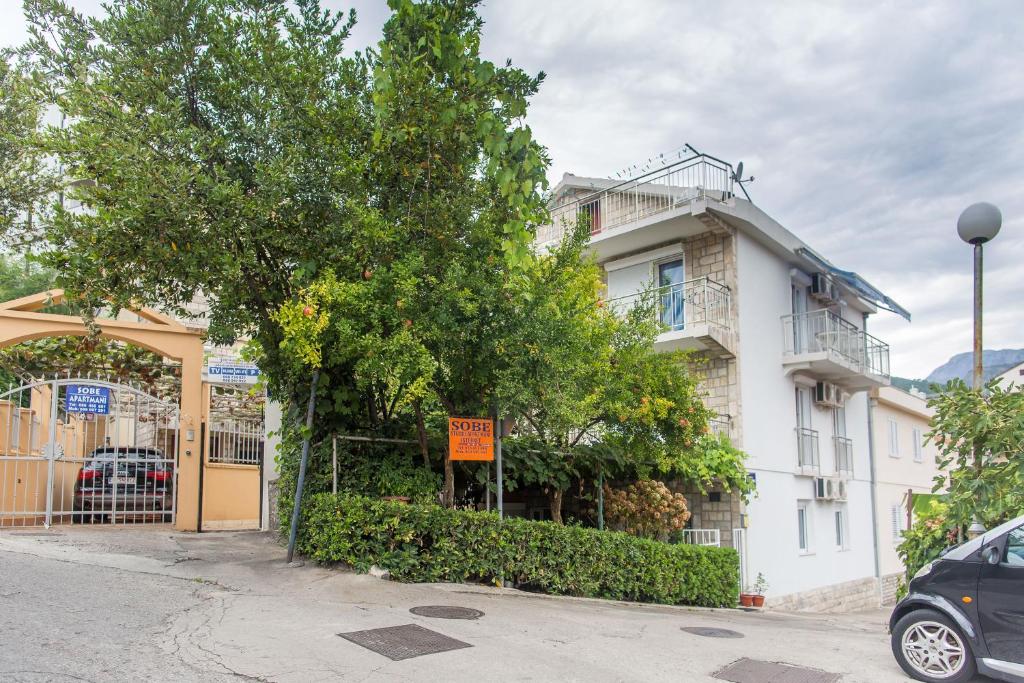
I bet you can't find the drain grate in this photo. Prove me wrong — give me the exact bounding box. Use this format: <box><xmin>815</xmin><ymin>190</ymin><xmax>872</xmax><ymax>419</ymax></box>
<box><xmin>409</xmin><ymin>605</ymin><xmax>484</xmax><ymax>620</ymax></box>
<box><xmin>681</xmin><ymin>626</ymin><xmax>744</xmax><ymax>639</ymax></box>
<box><xmin>338</xmin><ymin>624</ymin><xmax>472</xmax><ymax>661</ymax></box>
<box><xmin>714</xmin><ymin>658</ymin><xmax>841</xmax><ymax>683</ymax></box>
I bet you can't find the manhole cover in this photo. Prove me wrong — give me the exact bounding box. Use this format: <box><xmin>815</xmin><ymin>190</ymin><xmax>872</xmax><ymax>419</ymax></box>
<box><xmin>714</xmin><ymin>658</ymin><xmax>841</xmax><ymax>683</ymax></box>
<box><xmin>681</xmin><ymin>626</ymin><xmax>744</xmax><ymax>639</ymax></box>
<box><xmin>410</xmin><ymin>605</ymin><xmax>484</xmax><ymax>620</ymax></box>
<box><xmin>338</xmin><ymin>624</ymin><xmax>472</xmax><ymax>661</ymax></box>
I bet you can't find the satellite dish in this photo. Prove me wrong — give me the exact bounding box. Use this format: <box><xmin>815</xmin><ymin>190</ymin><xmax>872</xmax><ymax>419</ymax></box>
<box><xmin>733</xmin><ymin>162</ymin><xmax>744</xmax><ymax>182</ymax></box>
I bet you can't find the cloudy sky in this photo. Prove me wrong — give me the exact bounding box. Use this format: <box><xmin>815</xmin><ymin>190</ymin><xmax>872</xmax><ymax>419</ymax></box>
<box><xmin>3</xmin><ymin>1</ymin><xmax>1021</xmax><ymax>378</ymax></box>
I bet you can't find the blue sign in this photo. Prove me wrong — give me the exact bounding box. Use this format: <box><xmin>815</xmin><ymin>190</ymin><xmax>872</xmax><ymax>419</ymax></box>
<box><xmin>66</xmin><ymin>385</ymin><xmax>110</xmax><ymax>415</ymax></box>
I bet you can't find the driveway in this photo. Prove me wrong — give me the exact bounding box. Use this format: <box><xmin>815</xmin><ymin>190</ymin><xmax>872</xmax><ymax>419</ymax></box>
<box><xmin>0</xmin><ymin>527</ymin><xmax>917</xmax><ymax>682</ymax></box>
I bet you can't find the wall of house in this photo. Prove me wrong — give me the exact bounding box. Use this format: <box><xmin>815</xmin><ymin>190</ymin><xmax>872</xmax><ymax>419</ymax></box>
<box><xmin>871</xmin><ymin>387</ymin><xmax>940</xmax><ymax>578</ymax></box>
<box><xmin>736</xmin><ymin>231</ymin><xmax>877</xmax><ymax>603</ymax></box>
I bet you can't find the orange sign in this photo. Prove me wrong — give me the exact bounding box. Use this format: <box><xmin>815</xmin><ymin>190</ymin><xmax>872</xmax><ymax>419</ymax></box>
<box><xmin>448</xmin><ymin>417</ymin><xmax>495</xmax><ymax>461</ymax></box>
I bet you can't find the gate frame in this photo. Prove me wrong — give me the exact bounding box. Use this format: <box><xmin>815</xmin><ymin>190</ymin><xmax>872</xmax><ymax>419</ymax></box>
<box><xmin>0</xmin><ymin>289</ymin><xmax>205</xmax><ymax>531</ymax></box>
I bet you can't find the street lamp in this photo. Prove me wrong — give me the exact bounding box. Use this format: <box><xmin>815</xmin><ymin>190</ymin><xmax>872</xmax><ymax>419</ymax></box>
<box><xmin>957</xmin><ymin>202</ymin><xmax>1001</xmax><ymax>539</ymax></box>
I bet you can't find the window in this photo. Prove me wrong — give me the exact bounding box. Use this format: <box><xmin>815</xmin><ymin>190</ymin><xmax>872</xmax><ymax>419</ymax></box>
<box><xmin>912</xmin><ymin>428</ymin><xmax>923</xmax><ymax>462</ymax></box>
<box><xmin>888</xmin><ymin>419</ymin><xmax>899</xmax><ymax>457</ymax></box>
<box><xmin>578</xmin><ymin>200</ymin><xmax>601</xmax><ymax>234</ymax></box>
<box><xmin>1005</xmin><ymin>527</ymin><xmax>1024</xmax><ymax>566</ymax></box>
<box><xmin>835</xmin><ymin>506</ymin><xmax>849</xmax><ymax>550</ymax></box>
<box><xmin>797</xmin><ymin>501</ymin><xmax>812</xmax><ymax>553</ymax></box>
<box><xmin>891</xmin><ymin>504</ymin><xmax>906</xmax><ymax>545</ymax></box>
<box><xmin>657</xmin><ymin>259</ymin><xmax>685</xmax><ymax>331</ymax></box>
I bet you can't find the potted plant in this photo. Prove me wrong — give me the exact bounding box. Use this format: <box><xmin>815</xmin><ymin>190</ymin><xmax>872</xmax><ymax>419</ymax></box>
<box><xmin>739</xmin><ymin>590</ymin><xmax>755</xmax><ymax>608</ymax></box>
<box><xmin>751</xmin><ymin>573</ymin><xmax>768</xmax><ymax>607</ymax></box>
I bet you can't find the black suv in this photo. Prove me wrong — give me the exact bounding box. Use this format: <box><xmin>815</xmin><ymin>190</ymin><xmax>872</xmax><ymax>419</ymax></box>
<box><xmin>890</xmin><ymin>514</ymin><xmax>1024</xmax><ymax>682</ymax></box>
<box><xmin>72</xmin><ymin>447</ymin><xmax>174</xmax><ymax>523</ymax></box>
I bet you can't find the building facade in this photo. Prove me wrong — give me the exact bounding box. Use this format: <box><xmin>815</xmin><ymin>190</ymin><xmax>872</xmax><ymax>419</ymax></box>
<box><xmin>538</xmin><ymin>153</ymin><xmax>907</xmax><ymax>610</ymax></box>
<box><xmin>869</xmin><ymin>385</ymin><xmax>941</xmax><ymax>603</ymax></box>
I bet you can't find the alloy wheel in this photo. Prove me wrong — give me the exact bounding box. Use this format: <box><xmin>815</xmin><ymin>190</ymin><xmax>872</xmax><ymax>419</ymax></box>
<box><xmin>901</xmin><ymin>620</ymin><xmax>966</xmax><ymax>679</ymax></box>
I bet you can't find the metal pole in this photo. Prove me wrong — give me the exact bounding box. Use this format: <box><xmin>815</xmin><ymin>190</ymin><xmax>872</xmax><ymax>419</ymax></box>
<box><xmin>331</xmin><ymin>435</ymin><xmax>338</xmax><ymax>496</ymax></box>
<box><xmin>286</xmin><ymin>370</ymin><xmax>320</xmax><ymax>565</ymax></box>
<box><xmin>495</xmin><ymin>417</ymin><xmax>503</xmax><ymax>520</ymax></box>
<box><xmin>43</xmin><ymin>381</ymin><xmax>58</xmax><ymax>527</ymax></box>
<box><xmin>973</xmin><ymin>243</ymin><xmax>984</xmax><ymax>396</ymax></box>
<box><xmin>597</xmin><ymin>468</ymin><xmax>604</xmax><ymax>531</ymax></box>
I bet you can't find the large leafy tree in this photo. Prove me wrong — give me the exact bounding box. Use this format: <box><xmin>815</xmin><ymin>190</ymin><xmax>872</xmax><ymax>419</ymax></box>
<box><xmin>0</xmin><ymin>54</ymin><xmax>56</xmax><ymax>249</ymax></box>
<box><xmin>23</xmin><ymin>0</ymin><xmax>371</xmax><ymax>388</ymax></box>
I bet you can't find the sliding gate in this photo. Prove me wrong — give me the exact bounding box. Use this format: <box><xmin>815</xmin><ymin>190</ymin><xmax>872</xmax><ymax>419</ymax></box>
<box><xmin>0</xmin><ymin>378</ymin><xmax>178</xmax><ymax>528</ymax></box>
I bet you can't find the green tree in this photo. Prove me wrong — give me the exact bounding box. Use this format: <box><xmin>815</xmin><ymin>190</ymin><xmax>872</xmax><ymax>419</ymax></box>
<box><xmin>928</xmin><ymin>379</ymin><xmax>1024</xmax><ymax>529</ymax></box>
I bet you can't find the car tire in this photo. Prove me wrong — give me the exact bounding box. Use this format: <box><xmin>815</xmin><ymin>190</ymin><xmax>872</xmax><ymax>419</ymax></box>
<box><xmin>891</xmin><ymin>608</ymin><xmax>977</xmax><ymax>683</ymax></box>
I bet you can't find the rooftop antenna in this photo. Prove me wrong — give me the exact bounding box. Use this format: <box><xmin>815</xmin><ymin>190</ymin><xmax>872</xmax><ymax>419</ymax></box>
<box><xmin>731</xmin><ymin>161</ymin><xmax>754</xmax><ymax>201</ymax></box>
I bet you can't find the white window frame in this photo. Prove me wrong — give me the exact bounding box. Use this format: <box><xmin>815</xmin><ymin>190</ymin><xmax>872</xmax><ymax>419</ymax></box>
<box><xmin>834</xmin><ymin>505</ymin><xmax>849</xmax><ymax>551</ymax></box>
<box><xmin>797</xmin><ymin>500</ymin><xmax>813</xmax><ymax>554</ymax></box>
<box><xmin>888</xmin><ymin>418</ymin><xmax>900</xmax><ymax>457</ymax></box>
<box><xmin>912</xmin><ymin>428</ymin><xmax>923</xmax><ymax>462</ymax></box>
<box><xmin>891</xmin><ymin>504</ymin><xmax>905</xmax><ymax>545</ymax></box>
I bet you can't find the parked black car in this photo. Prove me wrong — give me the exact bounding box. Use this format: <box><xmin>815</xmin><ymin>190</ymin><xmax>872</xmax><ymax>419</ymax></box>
<box><xmin>890</xmin><ymin>514</ymin><xmax>1024</xmax><ymax>683</ymax></box>
<box><xmin>73</xmin><ymin>447</ymin><xmax>174</xmax><ymax>523</ymax></box>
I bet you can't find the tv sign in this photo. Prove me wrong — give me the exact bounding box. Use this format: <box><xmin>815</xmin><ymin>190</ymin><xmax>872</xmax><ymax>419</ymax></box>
<box><xmin>66</xmin><ymin>385</ymin><xmax>111</xmax><ymax>415</ymax></box>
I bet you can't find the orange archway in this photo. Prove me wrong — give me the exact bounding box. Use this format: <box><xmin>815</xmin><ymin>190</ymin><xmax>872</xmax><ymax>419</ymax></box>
<box><xmin>0</xmin><ymin>289</ymin><xmax>205</xmax><ymax>531</ymax></box>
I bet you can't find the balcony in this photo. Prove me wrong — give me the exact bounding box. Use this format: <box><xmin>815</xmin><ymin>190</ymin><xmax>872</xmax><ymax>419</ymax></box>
<box><xmin>833</xmin><ymin>436</ymin><xmax>853</xmax><ymax>477</ymax></box>
<box><xmin>607</xmin><ymin>277</ymin><xmax>736</xmax><ymax>357</ymax></box>
<box><xmin>796</xmin><ymin>427</ymin><xmax>820</xmax><ymax>475</ymax></box>
<box><xmin>536</xmin><ymin>154</ymin><xmax>736</xmax><ymax>259</ymax></box>
<box><xmin>781</xmin><ymin>309</ymin><xmax>890</xmax><ymax>389</ymax></box>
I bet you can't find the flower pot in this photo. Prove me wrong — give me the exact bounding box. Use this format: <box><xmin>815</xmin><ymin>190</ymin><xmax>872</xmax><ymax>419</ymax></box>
<box><xmin>751</xmin><ymin>595</ymin><xmax>765</xmax><ymax>608</ymax></box>
<box><xmin>739</xmin><ymin>593</ymin><xmax>754</xmax><ymax>607</ymax></box>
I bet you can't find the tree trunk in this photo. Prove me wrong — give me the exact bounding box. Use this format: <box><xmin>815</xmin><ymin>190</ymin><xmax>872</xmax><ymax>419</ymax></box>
<box><xmin>443</xmin><ymin>445</ymin><xmax>455</xmax><ymax>508</ymax></box>
<box><xmin>415</xmin><ymin>401</ymin><xmax>430</xmax><ymax>469</ymax></box>
<box><xmin>549</xmin><ymin>489</ymin><xmax>564</xmax><ymax>524</ymax></box>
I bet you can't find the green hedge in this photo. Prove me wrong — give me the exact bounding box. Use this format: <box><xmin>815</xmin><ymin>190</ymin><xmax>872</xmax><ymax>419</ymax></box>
<box><xmin>299</xmin><ymin>493</ymin><xmax>739</xmax><ymax>608</ymax></box>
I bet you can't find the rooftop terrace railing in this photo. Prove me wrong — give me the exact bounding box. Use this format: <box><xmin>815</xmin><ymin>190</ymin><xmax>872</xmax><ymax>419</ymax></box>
<box><xmin>536</xmin><ymin>154</ymin><xmax>735</xmax><ymax>247</ymax></box>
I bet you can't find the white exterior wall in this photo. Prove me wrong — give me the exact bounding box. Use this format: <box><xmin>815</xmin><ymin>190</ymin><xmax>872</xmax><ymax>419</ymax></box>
<box><xmin>736</xmin><ymin>232</ymin><xmax>876</xmax><ymax>599</ymax></box>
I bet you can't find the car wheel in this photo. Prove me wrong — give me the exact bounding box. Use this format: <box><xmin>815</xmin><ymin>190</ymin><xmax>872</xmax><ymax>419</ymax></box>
<box><xmin>891</xmin><ymin>608</ymin><xmax>976</xmax><ymax>682</ymax></box>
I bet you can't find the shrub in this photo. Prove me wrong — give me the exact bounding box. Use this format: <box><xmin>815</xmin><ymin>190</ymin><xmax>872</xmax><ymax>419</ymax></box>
<box><xmin>299</xmin><ymin>493</ymin><xmax>739</xmax><ymax>607</ymax></box>
<box><xmin>603</xmin><ymin>479</ymin><xmax>691</xmax><ymax>539</ymax></box>
<box><xmin>897</xmin><ymin>499</ymin><xmax>956</xmax><ymax>585</ymax></box>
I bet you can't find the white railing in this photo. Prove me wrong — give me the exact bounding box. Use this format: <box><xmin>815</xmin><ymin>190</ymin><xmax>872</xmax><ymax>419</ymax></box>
<box><xmin>833</xmin><ymin>435</ymin><xmax>853</xmax><ymax>475</ymax></box>
<box><xmin>681</xmin><ymin>528</ymin><xmax>721</xmax><ymax>547</ymax></box>
<box><xmin>208</xmin><ymin>418</ymin><xmax>264</xmax><ymax>465</ymax></box>
<box><xmin>732</xmin><ymin>528</ymin><xmax>748</xmax><ymax>591</ymax></box>
<box><xmin>709</xmin><ymin>414</ymin><xmax>732</xmax><ymax>438</ymax></box>
<box><xmin>537</xmin><ymin>154</ymin><xmax>735</xmax><ymax>247</ymax></box>
<box><xmin>796</xmin><ymin>427</ymin><xmax>820</xmax><ymax>470</ymax></box>
<box><xmin>781</xmin><ymin>309</ymin><xmax>890</xmax><ymax>378</ymax></box>
<box><xmin>607</xmin><ymin>277</ymin><xmax>732</xmax><ymax>333</ymax></box>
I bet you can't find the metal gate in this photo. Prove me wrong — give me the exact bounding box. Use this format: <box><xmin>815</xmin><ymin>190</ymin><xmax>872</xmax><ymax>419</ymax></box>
<box><xmin>0</xmin><ymin>378</ymin><xmax>178</xmax><ymax>528</ymax></box>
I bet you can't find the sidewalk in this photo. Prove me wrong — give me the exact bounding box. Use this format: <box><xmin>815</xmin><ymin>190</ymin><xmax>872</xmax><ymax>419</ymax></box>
<box><xmin>0</xmin><ymin>527</ymin><xmax>911</xmax><ymax>682</ymax></box>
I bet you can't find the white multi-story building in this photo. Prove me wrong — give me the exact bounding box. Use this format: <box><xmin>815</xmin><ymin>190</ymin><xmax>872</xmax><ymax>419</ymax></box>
<box><xmin>538</xmin><ymin>152</ymin><xmax>909</xmax><ymax>610</ymax></box>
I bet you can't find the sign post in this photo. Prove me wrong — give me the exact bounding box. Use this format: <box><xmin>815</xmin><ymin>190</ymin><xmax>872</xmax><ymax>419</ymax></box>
<box><xmin>449</xmin><ymin>417</ymin><xmax>500</xmax><ymax>518</ymax></box>
<box><xmin>495</xmin><ymin>417</ymin><xmax>503</xmax><ymax>521</ymax></box>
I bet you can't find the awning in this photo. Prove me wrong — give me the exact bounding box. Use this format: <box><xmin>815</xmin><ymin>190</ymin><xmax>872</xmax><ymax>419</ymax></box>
<box><xmin>796</xmin><ymin>247</ymin><xmax>911</xmax><ymax>321</ymax></box>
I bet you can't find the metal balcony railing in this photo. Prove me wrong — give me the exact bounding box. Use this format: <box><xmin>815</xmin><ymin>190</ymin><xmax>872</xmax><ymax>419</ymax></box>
<box><xmin>607</xmin><ymin>277</ymin><xmax>732</xmax><ymax>333</ymax></box>
<box><xmin>781</xmin><ymin>309</ymin><xmax>890</xmax><ymax>378</ymax></box>
<box><xmin>536</xmin><ymin>154</ymin><xmax>735</xmax><ymax>247</ymax></box>
<box><xmin>796</xmin><ymin>427</ymin><xmax>820</xmax><ymax>470</ymax></box>
<box><xmin>833</xmin><ymin>435</ymin><xmax>853</xmax><ymax>475</ymax></box>
<box><xmin>709</xmin><ymin>414</ymin><xmax>732</xmax><ymax>438</ymax></box>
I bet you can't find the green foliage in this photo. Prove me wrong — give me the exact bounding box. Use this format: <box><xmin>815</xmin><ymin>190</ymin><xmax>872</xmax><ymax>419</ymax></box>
<box><xmin>299</xmin><ymin>493</ymin><xmax>739</xmax><ymax>607</ymax></box>
<box><xmin>896</xmin><ymin>499</ymin><xmax>956</xmax><ymax>597</ymax></box>
<box><xmin>603</xmin><ymin>479</ymin><xmax>691</xmax><ymax>539</ymax></box>
<box><xmin>928</xmin><ymin>379</ymin><xmax>1024</xmax><ymax>529</ymax></box>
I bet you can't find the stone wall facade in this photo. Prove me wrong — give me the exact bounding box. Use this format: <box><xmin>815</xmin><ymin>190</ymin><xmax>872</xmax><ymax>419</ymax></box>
<box><xmin>769</xmin><ymin>576</ymin><xmax>882</xmax><ymax>613</ymax></box>
<box><xmin>267</xmin><ymin>479</ymin><xmax>281</xmax><ymax>532</ymax></box>
<box><xmin>881</xmin><ymin>572</ymin><xmax>903</xmax><ymax>605</ymax></box>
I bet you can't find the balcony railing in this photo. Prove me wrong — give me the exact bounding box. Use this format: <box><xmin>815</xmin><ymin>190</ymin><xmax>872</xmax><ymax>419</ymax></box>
<box><xmin>833</xmin><ymin>435</ymin><xmax>853</xmax><ymax>475</ymax></box>
<box><xmin>709</xmin><ymin>414</ymin><xmax>732</xmax><ymax>438</ymax></box>
<box><xmin>782</xmin><ymin>309</ymin><xmax>890</xmax><ymax>378</ymax></box>
<box><xmin>536</xmin><ymin>154</ymin><xmax>735</xmax><ymax>247</ymax></box>
<box><xmin>607</xmin><ymin>277</ymin><xmax>732</xmax><ymax>333</ymax></box>
<box><xmin>796</xmin><ymin>427</ymin><xmax>820</xmax><ymax>470</ymax></box>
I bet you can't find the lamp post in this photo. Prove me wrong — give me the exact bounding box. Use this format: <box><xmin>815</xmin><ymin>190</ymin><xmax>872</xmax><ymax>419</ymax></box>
<box><xmin>957</xmin><ymin>202</ymin><xmax>1001</xmax><ymax>539</ymax></box>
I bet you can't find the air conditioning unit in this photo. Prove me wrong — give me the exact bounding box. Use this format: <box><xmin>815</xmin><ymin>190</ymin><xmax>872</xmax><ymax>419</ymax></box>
<box><xmin>810</xmin><ymin>273</ymin><xmax>840</xmax><ymax>304</ymax></box>
<box><xmin>814</xmin><ymin>476</ymin><xmax>843</xmax><ymax>500</ymax></box>
<box><xmin>814</xmin><ymin>381</ymin><xmax>843</xmax><ymax>408</ymax></box>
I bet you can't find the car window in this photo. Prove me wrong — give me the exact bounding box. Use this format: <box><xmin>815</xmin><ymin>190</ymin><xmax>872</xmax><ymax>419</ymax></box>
<box><xmin>1005</xmin><ymin>527</ymin><xmax>1024</xmax><ymax>566</ymax></box>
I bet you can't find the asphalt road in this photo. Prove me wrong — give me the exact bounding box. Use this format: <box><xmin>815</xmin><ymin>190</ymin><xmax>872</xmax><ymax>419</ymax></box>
<box><xmin>0</xmin><ymin>527</ymin><xmax>923</xmax><ymax>682</ymax></box>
